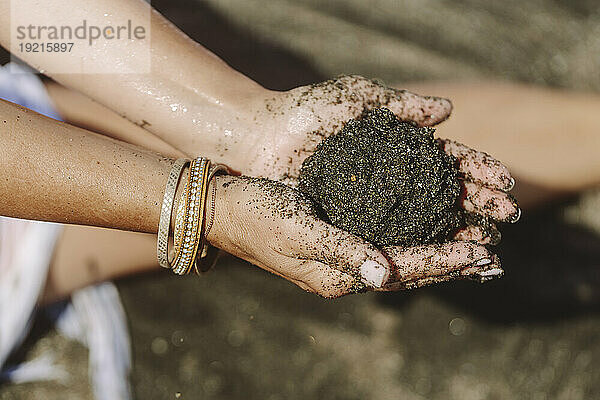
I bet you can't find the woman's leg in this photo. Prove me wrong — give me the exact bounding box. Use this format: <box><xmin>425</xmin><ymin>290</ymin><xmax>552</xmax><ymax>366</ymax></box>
<box><xmin>41</xmin><ymin>226</ymin><xmax>158</xmax><ymax>305</ymax></box>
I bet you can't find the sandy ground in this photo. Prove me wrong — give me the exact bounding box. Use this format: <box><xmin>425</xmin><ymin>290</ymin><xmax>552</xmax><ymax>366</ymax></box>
<box><xmin>2</xmin><ymin>0</ymin><xmax>600</xmax><ymax>399</ymax></box>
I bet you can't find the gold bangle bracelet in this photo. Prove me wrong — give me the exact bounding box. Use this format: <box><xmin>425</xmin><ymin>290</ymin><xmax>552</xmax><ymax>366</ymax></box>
<box><xmin>171</xmin><ymin>157</ymin><xmax>211</xmax><ymax>275</ymax></box>
<box><xmin>157</xmin><ymin>158</ymin><xmax>190</xmax><ymax>269</ymax></box>
<box><xmin>194</xmin><ymin>164</ymin><xmax>229</xmax><ymax>274</ymax></box>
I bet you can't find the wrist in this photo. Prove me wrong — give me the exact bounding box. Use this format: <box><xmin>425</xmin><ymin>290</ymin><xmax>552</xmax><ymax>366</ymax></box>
<box><xmin>185</xmin><ymin>65</ymin><xmax>272</xmax><ymax>112</ymax></box>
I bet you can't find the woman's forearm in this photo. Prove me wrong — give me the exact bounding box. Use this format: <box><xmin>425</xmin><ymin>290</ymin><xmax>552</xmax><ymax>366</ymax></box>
<box><xmin>0</xmin><ymin>98</ymin><xmax>175</xmax><ymax>233</ymax></box>
<box><xmin>44</xmin><ymin>81</ymin><xmax>184</xmax><ymax>159</ymax></box>
<box><xmin>0</xmin><ymin>0</ymin><xmax>267</xmax><ymax>160</ymax></box>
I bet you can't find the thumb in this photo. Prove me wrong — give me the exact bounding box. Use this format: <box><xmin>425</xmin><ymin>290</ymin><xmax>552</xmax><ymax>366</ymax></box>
<box><xmin>379</xmin><ymin>88</ymin><xmax>453</xmax><ymax>127</ymax></box>
<box><xmin>296</xmin><ymin>219</ymin><xmax>391</xmax><ymax>288</ymax></box>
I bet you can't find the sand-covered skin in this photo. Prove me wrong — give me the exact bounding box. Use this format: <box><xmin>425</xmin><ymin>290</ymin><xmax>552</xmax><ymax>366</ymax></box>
<box><xmin>299</xmin><ymin>108</ymin><xmax>462</xmax><ymax>247</ymax></box>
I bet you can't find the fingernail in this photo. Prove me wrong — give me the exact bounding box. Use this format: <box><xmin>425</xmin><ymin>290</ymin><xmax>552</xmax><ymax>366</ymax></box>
<box><xmin>463</xmin><ymin>265</ymin><xmax>504</xmax><ymax>282</ymax></box>
<box><xmin>460</xmin><ymin>258</ymin><xmax>492</xmax><ymax>276</ymax></box>
<box><xmin>360</xmin><ymin>260</ymin><xmax>389</xmax><ymax>288</ymax></box>
<box><xmin>477</xmin><ymin>267</ymin><xmax>504</xmax><ymax>283</ymax></box>
<box><xmin>474</xmin><ymin>257</ymin><xmax>492</xmax><ymax>266</ymax></box>
<box><xmin>479</xmin><ymin>267</ymin><xmax>504</xmax><ymax>277</ymax></box>
<box><xmin>508</xmin><ymin>207</ymin><xmax>522</xmax><ymax>224</ymax></box>
<box><xmin>505</xmin><ymin>177</ymin><xmax>516</xmax><ymax>192</ymax></box>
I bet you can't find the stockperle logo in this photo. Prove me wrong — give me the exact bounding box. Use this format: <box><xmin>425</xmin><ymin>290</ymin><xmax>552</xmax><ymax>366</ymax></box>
<box><xmin>10</xmin><ymin>0</ymin><xmax>152</xmax><ymax>74</ymax></box>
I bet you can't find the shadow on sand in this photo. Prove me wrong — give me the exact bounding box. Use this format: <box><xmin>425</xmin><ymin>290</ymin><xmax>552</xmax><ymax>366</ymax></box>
<box><xmin>378</xmin><ymin>195</ymin><xmax>600</xmax><ymax>324</ymax></box>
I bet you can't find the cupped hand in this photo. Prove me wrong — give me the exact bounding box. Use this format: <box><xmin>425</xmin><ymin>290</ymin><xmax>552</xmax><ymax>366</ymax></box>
<box><xmin>206</xmin><ymin>175</ymin><xmax>503</xmax><ymax>298</ymax></box>
<box><xmin>244</xmin><ymin>75</ymin><xmax>454</xmax><ymax>181</ymax></box>
<box><xmin>241</xmin><ymin>75</ymin><xmax>520</xmax><ymax>245</ymax></box>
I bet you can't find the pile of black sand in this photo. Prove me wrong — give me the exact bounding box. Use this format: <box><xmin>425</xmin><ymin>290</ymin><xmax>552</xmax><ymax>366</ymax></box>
<box><xmin>299</xmin><ymin>108</ymin><xmax>463</xmax><ymax>247</ymax></box>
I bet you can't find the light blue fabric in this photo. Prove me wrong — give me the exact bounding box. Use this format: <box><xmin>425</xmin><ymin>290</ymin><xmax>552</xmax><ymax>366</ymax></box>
<box><xmin>0</xmin><ymin>63</ymin><xmax>61</xmax><ymax>121</ymax></box>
